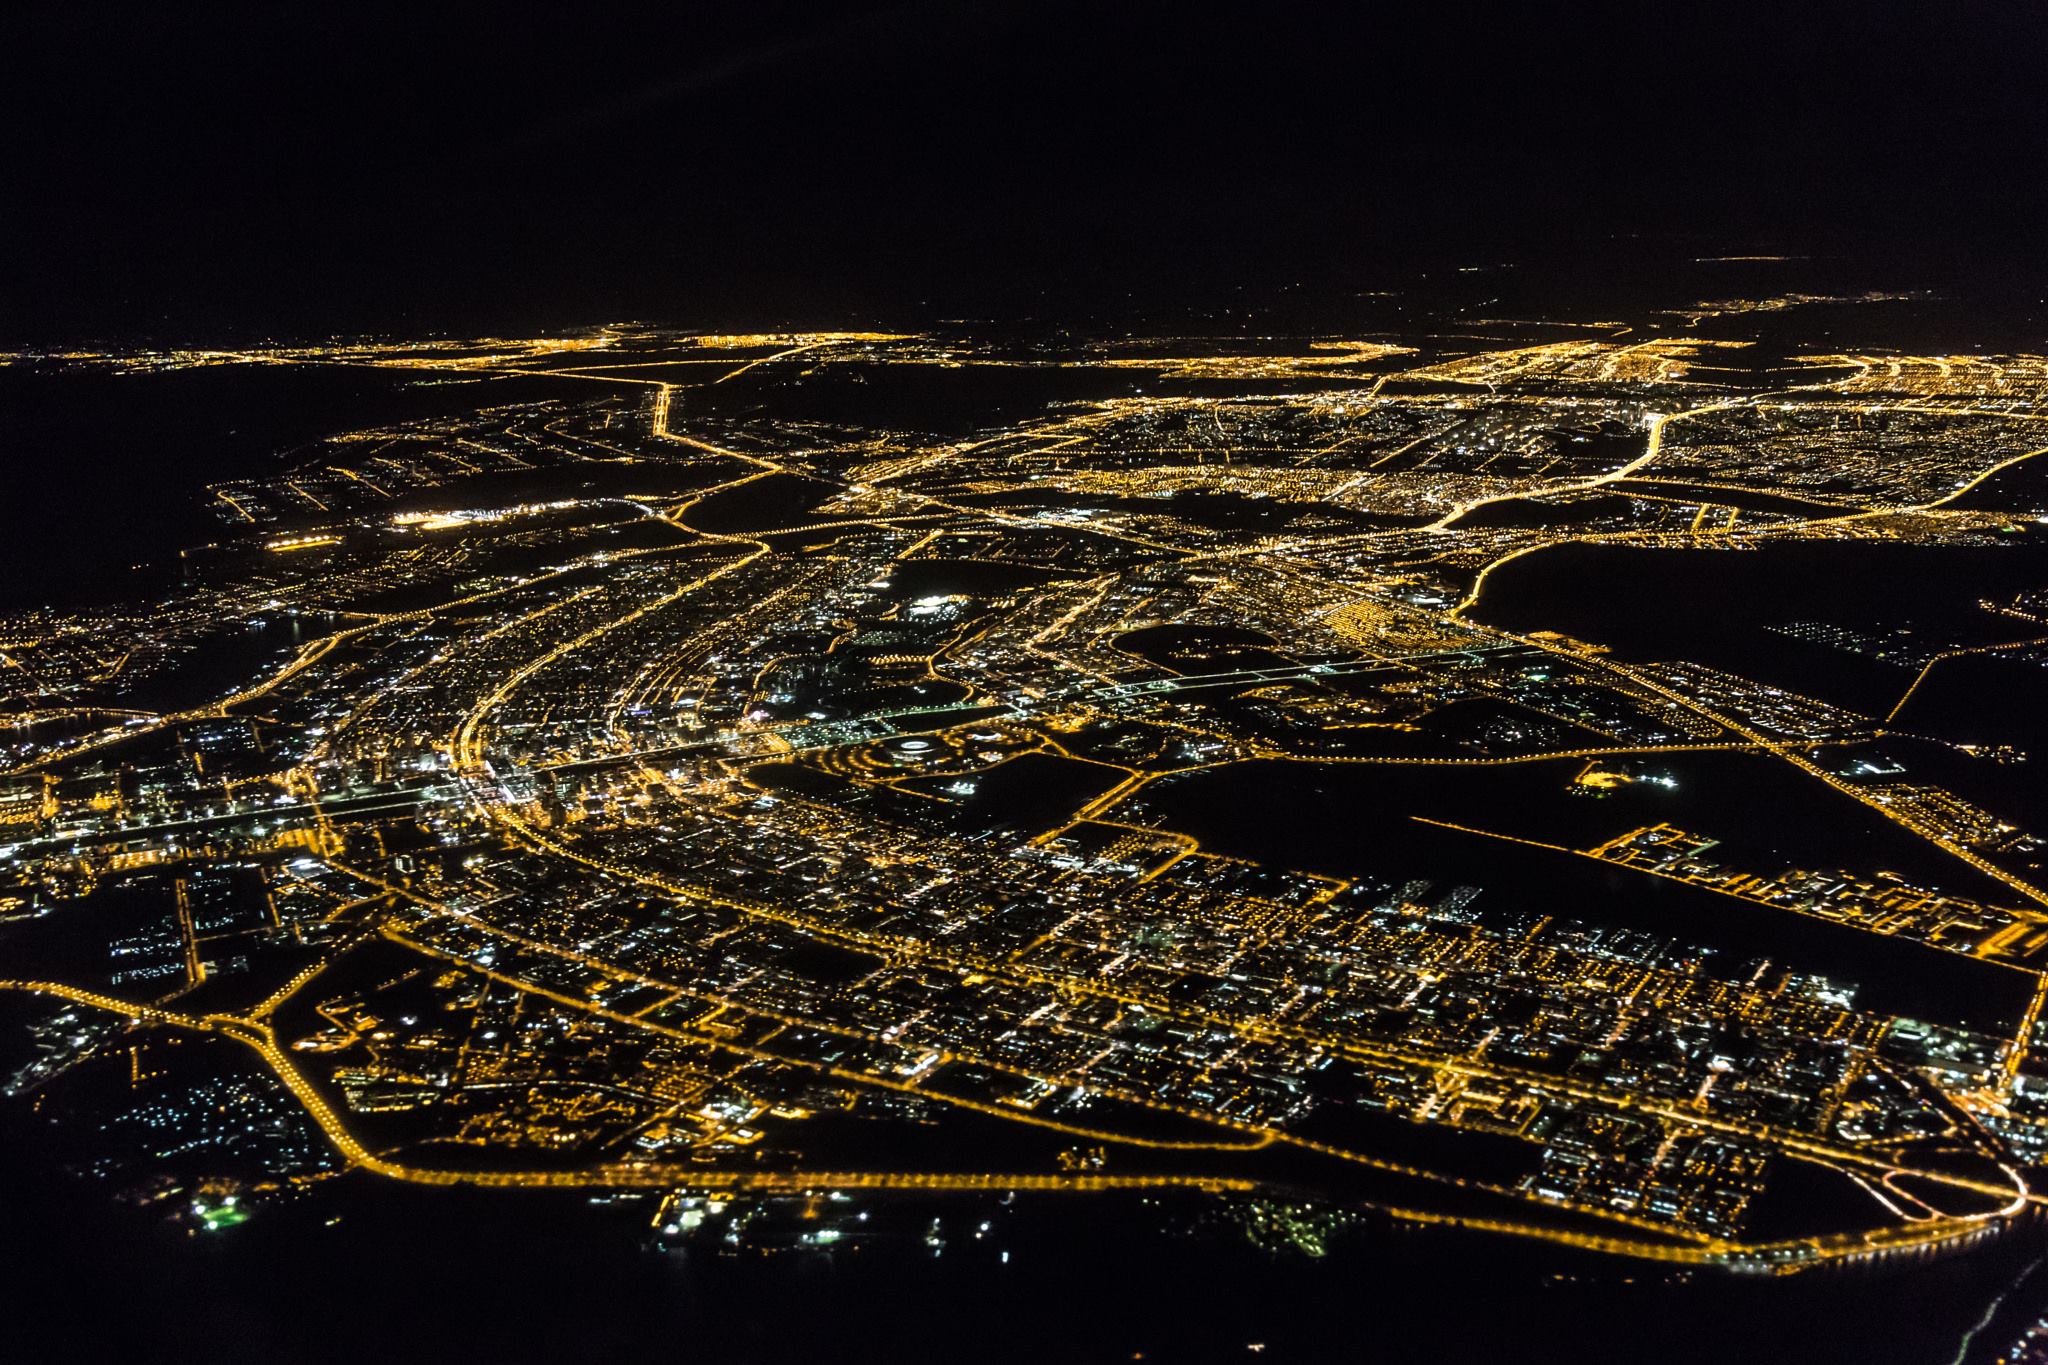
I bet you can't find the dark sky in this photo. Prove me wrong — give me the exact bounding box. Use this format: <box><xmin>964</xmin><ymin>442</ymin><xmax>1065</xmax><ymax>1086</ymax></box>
<box><xmin>8</xmin><ymin>0</ymin><xmax>2047</xmax><ymax>339</ymax></box>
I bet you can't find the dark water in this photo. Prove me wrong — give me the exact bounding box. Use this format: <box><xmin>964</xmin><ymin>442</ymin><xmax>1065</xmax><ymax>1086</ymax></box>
<box><xmin>1466</xmin><ymin>538</ymin><xmax>2048</xmax><ymax>719</ymax></box>
<box><xmin>1135</xmin><ymin>757</ymin><xmax>2030</xmax><ymax>1030</ymax></box>
<box><xmin>1</xmin><ymin>1106</ymin><xmax>2040</xmax><ymax>1365</ymax></box>
<box><xmin>1461</xmin><ymin>535</ymin><xmax>2048</xmax><ymax>854</ymax></box>
<box><xmin>0</xmin><ymin>364</ymin><xmax>578</xmax><ymax>608</ymax></box>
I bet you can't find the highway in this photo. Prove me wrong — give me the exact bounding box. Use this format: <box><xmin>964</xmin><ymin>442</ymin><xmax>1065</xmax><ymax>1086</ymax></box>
<box><xmin>6</xmin><ymin>972</ymin><xmax>2019</xmax><ymax>1272</ymax></box>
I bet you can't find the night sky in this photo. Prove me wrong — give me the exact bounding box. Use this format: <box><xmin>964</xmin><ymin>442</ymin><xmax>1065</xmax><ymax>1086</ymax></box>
<box><xmin>8</xmin><ymin>1</ymin><xmax>2047</xmax><ymax>338</ymax></box>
